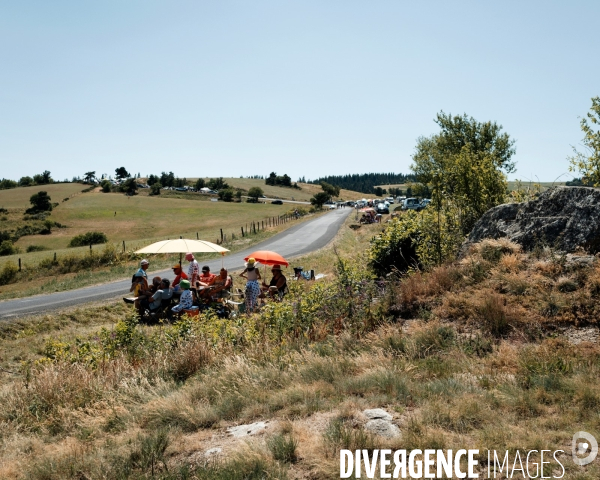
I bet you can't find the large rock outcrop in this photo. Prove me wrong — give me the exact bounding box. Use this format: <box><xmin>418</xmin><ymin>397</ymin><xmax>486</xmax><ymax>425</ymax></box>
<box><xmin>463</xmin><ymin>186</ymin><xmax>600</xmax><ymax>254</ymax></box>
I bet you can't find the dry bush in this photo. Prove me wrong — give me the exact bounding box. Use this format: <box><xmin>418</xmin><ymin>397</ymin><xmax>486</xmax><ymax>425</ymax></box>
<box><xmin>476</xmin><ymin>294</ymin><xmax>512</xmax><ymax>337</ymax></box>
<box><xmin>471</xmin><ymin>238</ymin><xmax>521</xmax><ymax>263</ymax></box>
<box><xmin>556</xmin><ymin>276</ymin><xmax>578</xmax><ymax>293</ymax></box>
<box><xmin>498</xmin><ymin>252</ymin><xmax>523</xmax><ymax>273</ymax></box>
<box><xmin>389</xmin><ymin>265</ymin><xmax>460</xmax><ymax>318</ymax></box>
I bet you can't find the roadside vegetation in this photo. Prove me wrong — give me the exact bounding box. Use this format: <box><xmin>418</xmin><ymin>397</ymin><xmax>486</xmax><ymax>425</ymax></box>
<box><xmin>0</xmin><ymin>214</ymin><xmax>599</xmax><ymax>479</ymax></box>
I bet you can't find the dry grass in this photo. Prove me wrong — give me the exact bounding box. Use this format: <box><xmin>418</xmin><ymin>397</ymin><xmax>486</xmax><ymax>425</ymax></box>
<box><xmin>1</xmin><ymin>231</ymin><xmax>600</xmax><ymax>478</ymax></box>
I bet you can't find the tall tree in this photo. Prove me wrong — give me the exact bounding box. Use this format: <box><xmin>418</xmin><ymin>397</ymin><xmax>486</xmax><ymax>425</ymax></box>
<box><xmin>569</xmin><ymin>96</ymin><xmax>600</xmax><ymax>187</ymax></box>
<box><xmin>27</xmin><ymin>191</ymin><xmax>52</xmax><ymax>213</ymax></box>
<box><xmin>83</xmin><ymin>171</ymin><xmax>96</xmax><ymax>183</ymax></box>
<box><xmin>115</xmin><ymin>167</ymin><xmax>130</xmax><ymax>180</ymax></box>
<box><xmin>412</xmin><ymin>112</ymin><xmax>514</xmax><ymax>235</ymax></box>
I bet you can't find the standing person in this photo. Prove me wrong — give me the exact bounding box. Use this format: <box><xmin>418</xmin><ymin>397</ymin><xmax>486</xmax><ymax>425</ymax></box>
<box><xmin>239</xmin><ymin>258</ymin><xmax>261</xmax><ymax>313</ymax></box>
<box><xmin>137</xmin><ymin>259</ymin><xmax>150</xmax><ymax>280</ymax></box>
<box><xmin>185</xmin><ymin>253</ymin><xmax>200</xmax><ymax>287</ymax></box>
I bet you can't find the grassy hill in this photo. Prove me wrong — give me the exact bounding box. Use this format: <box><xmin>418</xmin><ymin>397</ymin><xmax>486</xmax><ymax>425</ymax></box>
<box><xmin>0</xmin><ymin>183</ymin><xmax>89</xmax><ymax>208</ymax></box>
<box><xmin>206</xmin><ymin>178</ymin><xmax>374</xmax><ymax>201</ymax></box>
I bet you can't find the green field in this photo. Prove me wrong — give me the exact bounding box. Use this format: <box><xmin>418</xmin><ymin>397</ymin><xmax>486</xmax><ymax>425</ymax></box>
<box><xmin>0</xmin><ymin>183</ymin><xmax>89</xmax><ymax>208</ymax></box>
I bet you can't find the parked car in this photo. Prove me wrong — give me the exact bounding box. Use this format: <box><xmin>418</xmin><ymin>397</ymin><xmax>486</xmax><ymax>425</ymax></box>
<box><xmin>385</xmin><ymin>196</ymin><xmax>395</xmax><ymax>204</ymax></box>
<box><xmin>401</xmin><ymin>198</ymin><xmax>422</xmax><ymax>211</ymax></box>
<box><xmin>376</xmin><ymin>203</ymin><xmax>389</xmax><ymax>214</ymax></box>
<box><xmin>420</xmin><ymin>199</ymin><xmax>432</xmax><ymax>209</ymax></box>
<box><xmin>271</xmin><ymin>199</ymin><xmax>283</xmax><ymax>205</ymax></box>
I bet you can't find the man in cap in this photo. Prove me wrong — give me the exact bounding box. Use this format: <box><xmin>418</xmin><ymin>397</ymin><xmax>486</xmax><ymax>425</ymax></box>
<box><xmin>185</xmin><ymin>253</ymin><xmax>200</xmax><ymax>287</ymax></box>
<box><xmin>171</xmin><ymin>263</ymin><xmax>188</xmax><ymax>290</ymax></box>
<box><xmin>137</xmin><ymin>259</ymin><xmax>149</xmax><ymax>279</ymax></box>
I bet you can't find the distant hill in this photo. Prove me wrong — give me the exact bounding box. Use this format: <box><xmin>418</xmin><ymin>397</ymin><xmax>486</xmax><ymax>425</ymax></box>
<box><xmin>307</xmin><ymin>173</ymin><xmax>415</xmax><ymax>194</ymax></box>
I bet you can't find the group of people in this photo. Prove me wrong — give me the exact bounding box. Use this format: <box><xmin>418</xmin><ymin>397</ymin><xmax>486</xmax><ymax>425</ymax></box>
<box><xmin>129</xmin><ymin>255</ymin><xmax>233</xmax><ymax>317</ymax></box>
<box><xmin>129</xmin><ymin>251</ymin><xmax>291</xmax><ymax>317</ymax></box>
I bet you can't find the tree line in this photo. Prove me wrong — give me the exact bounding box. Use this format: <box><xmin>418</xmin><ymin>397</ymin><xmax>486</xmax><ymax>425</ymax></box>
<box><xmin>307</xmin><ymin>172</ymin><xmax>415</xmax><ymax>194</ymax></box>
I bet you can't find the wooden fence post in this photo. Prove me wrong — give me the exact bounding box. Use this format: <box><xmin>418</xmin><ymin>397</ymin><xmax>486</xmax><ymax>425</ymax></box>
<box><xmin>220</xmin><ymin>229</ymin><xmax>223</xmax><ymax>242</ymax></box>
<box><xmin>241</xmin><ymin>227</ymin><xmax>244</xmax><ymax>237</ymax></box>
<box><xmin>122</xmin><ymin>240</ymin><xmax>126</xmax><ymax>253</ymax></box>
<box><xmin>54</xmin><ymin>252</ymin><xmax>57</xmax><ymax>263</ymax></box>
<box><xmin>18</xmin><ymin>258</ymin><xmax>21</xmax><ymax>272</ymax></box>
<box><xmin>196</xmin><ymin>232</ymin><xmax>199</xmax><ymax>239</ymax></box>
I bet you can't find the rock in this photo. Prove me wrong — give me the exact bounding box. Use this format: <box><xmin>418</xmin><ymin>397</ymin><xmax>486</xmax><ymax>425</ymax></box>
<box><xmin>364</xmin><ymin>419</ymin><xmax>401</xmax><ymax>438</ymax></box>
<box><xmin>227</xmin><ymin>421</ymin><xmax>268</xmax><ymax>438</ymax></box>
<box><xmin>363</xmin><ymin>408</ymin><xmax>393</xmax><ymax>421</ymax></box>
<box><xmin>463</xmin><ymin>187</ymin><xmax>600</xmax><ymax>254</ymax></box>
<box><xmin>204</xmin><ymin>447</ymin><xmax>222</xmax><ymax>457</ymax></box>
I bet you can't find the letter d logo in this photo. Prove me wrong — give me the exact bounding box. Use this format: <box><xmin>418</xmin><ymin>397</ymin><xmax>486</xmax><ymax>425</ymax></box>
<box><xmin>572</xmin><ymin>431</ymin><xmax>598</xmax><ymax>466</ymax></box>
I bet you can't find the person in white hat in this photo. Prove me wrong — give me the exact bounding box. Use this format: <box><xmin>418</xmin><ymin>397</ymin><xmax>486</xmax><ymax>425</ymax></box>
<box><xmin>240</xmin><ymin>257</ymin><xmax>261</xmax><ymax>313</ymax></box>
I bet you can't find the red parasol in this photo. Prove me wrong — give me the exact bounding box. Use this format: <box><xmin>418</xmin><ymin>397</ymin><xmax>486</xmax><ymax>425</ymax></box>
<box><xmin>244</xmin><ymin>250</ymin><xmax>289</xmax><ymax>267</ymax></box>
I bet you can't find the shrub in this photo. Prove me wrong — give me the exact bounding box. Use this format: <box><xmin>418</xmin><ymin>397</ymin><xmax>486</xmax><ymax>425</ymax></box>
<box><xmin>0</xmin><ymin>261</ymin><xmax>19</xmax><ymax>285</ymax></box>
<box><xmin>477</xmin><ymin>294</ymin><xmax>511</xmax><ymax>337</ymax></box>
<box><xmin>100</xmin><ymin>180</ymin><xmax>112</xmax><ymax>193</ymax></box>
<box><xmin>267</xmin><ymin>433</ymin><xmax>298</xmax><ymax>463</ymax></box>
<box><xmin>0</xmin><ymin>240</ymin><xmax>17</xmax><ymax>256</ymax></box>
<box><xmin>68</xmin><ymin>231</ymin><xmax>108</xmax><ymax>247</ymax></box>
<box><xmin>26</xmin><ymin>245</ymin><xmax>48</xmax><ymax>252</ymax></box>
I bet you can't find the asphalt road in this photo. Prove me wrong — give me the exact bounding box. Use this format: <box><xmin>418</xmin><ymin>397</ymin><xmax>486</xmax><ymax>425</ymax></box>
<box><xmin>0</xmin><ymin>208</ymin><xmax>352</xmax><ymax>319</ymax></box>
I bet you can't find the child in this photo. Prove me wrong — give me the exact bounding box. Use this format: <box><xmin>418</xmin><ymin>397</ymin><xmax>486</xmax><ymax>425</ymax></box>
<box><xmin>172</xmin><ymin>279</ymin><xmax>193</xmax><ymax>314</ymax></box>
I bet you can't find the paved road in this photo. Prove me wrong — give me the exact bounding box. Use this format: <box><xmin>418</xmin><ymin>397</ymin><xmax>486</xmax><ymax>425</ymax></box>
<box><xmin>0</xmin><ymin>208</ymin><xmax>352</xmax><ymax>319</ymax></box>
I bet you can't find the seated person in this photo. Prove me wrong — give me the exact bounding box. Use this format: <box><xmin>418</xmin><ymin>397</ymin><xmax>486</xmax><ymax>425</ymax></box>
<box><xmin>261</xmin><ymin>265</ymin><xmax>287</xmax><ymax>299</ymax></box>
<box><xmin>140</xmin><ymin>278</ymin><xmax>173</xmax><ymax>315</ymax></box>
<box><xmin>126</xmin><ymin>272</ymin><xmax>147</xmax><ymax>307</ymax></box>
<box><xmin>196</xmin><ymin>265</ymin><xmax>217</xmax><ymax>301</ymax></box>
<box><xmin>208</xmin><ymin>268</ymin><xmax>233</xmax><ymax>301</ymax></box>
<box><xmin>138</xmin><ymin>277</ymin><xmax>166</xmax><ymax>316</ymax></box>
<box><xmin>171</xmin><ymin>263</ymin><xmax>188</xmax><ymax>291</ymax></box>
<box><xmin>172</xmin><ymin>279</ymin><xmax>193</xmax><ymax>314</ymax></box>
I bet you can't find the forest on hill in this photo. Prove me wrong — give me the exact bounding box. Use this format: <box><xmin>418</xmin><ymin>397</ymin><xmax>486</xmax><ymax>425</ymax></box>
<box><xmin>306</xmin><ymin>172</ymin><xmax>415</xmax><ymax>194</ymax></box>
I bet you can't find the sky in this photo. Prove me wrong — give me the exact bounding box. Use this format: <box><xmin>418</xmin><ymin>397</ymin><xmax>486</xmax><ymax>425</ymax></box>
<box><xmin>1</xmin><ymin>1</ymin><xmax>598</xmax><ymax>183</ymax></box>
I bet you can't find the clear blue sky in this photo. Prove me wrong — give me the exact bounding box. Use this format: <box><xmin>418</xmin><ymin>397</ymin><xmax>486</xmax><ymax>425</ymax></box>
<box><xmin>1</xmin><ymin>1</ymin><xmax>598</xmax><ymax>182</ymax></box>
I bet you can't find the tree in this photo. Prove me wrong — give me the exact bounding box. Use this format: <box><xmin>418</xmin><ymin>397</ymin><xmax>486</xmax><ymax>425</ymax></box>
<box><xmin>100</xmin><ymin>180</ymin><xmax>112</xmax><ymax>193</ymax></box>
<box><xmin>412</xmin><ymin>112</ymin><xmax>514</xmax><ymax>236</ymax></box>
<box><xmin>33</xmin><ymin>171</ymin><xmax>53</xmax><ymax>185</ymax></box>
<box><xmin>119</xmin><ymin>178</ymin><xmax>138</xmax><ymax>195</ymax></box>
<box><xmin>83</xmin><ymin>171</ymin><xmax>96</xmax><ymax>184</ymax></box>
<box><xmin>27</xmin><ymin>191</ymin><xmax>52</xmax><ymax>213</ymax></box>
<box><xmin>320</xmin><ymin>181</ymin><xmax>340</xmax><ymax>198</ymax></box>
<box><xmin>569</xmin><ymin>96</ymin><xmax>600</xmax><ymax>187</ymax></box>
<box><xmin>149</xmin><ymin>183</ymin><xmax>161</xmax><ymax>195</ymax></box>
<box><xmin>19</xmin><ymin>176</ymin><xmax>33</xmax><ymax>187</ymax></box>
<box><xmin>248</xmin><ymin>187</ymin><xmax>264</xmax><ymax>202</ymax></box>
<box><xmin>115</xmin><ymin>167</ymin><xmax>130</xmax><ymax>181</ymax></box>
<box><xmin>195</xmin><ymin>178</ymin><xmax>206</xmax><ymax>190</ymax></box>
<box><xmin>218</xmin><ymin>188</ymin><xmax>234</xmax><ymax>202</ymax></box>
<box><xmin>374</xmin><ymin>187</ymin><xmax>383</xmax><ymax>197</ymax></box>
<box><xmin>0</xmin><ymin>179</ymin><xmax>18</xmax><ymax>190</ymax></box>
<box><xmin>208</xmin><ymin>177</ymin><xmax>229</xmax><ymax>190</ymax></box>
<box><xmin>310</xmin><ymin>192</ymin><xmax>330</xmax><ymax>209</ymax></box>
<box><xmin>266</xmin><ymin>172</ymin><xmax>278</xmax><ymax>186</ymax></box>
<box><xmin>148</xmin><ymin>174</ymin><xmax>159</xmax><ymax>186</ymax></box>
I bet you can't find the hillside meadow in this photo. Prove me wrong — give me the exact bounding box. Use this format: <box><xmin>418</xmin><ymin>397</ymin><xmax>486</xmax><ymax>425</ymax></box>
<box><xmin>192</xmin><ymin>178</ymin><xmax>373</xmax><ymax>202</ymax></box>
<box><xmin>0</xmin><ymin>188</ymin><xmax>321</xmax><ymax>299</ymax></box>
<box><xmin>0</xmin><ymin>213</ymin><xmax>599</xmax><ymax>478</ymax></box>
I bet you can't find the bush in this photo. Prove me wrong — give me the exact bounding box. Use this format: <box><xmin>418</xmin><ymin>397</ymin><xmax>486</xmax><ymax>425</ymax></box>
<box><xmin>100</xmin><ymin>180</ymin><xmax>112</xmax><ymax>193</ymax></box>
<box><xmin>68</xmin><ymin>232</ymin><xmax>108</xmax><ymax>248</ymax></box>
<box><xmin>368</xmin><ymin>209</ymin><xmax>464</xmax><ymax>276</ymax></box>
<box><xmin>0</xmin><ymin>261</ymin><xmax>18</xmax><ymax>285</ymax></box>
<box><xmin>0</xmin><ymin>240</ymin><xmax>17</xmax><ymax>256</ymax></box>
<box><xmin>27</xmin><ymin>245</ymin><xmax>48</xmax><ymax>252</ymax></box>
